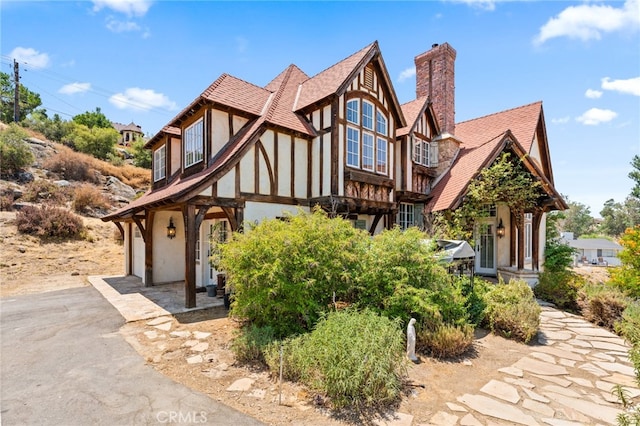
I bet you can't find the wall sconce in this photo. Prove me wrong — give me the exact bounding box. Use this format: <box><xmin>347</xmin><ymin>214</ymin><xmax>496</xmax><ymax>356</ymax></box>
<box><xmin>496</xmin><ymin>218</ymin><xmax>505</xmax><ymax>239</ymax></box>
<box><xmin>167</xmin><ymin>217</ymin><xmax>176</xmax><ymax>239</ymax></box>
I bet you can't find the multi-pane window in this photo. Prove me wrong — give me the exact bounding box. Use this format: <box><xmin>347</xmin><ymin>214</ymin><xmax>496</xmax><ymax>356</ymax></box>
<box><xmin>347</xmin><ymin>127</ymin><xmax>360</xmax><ymax>167</ymax></box>
<box><xmin>362</xmin><ymin>133</ymin><xmax>374</xmax><ymax>171</ymax></box>
<box><xmin>377</xmin><ymin>138</ymin><xmax>387</xmax><ymax>174</ymax></box>
<box><xmin>397</xmin><ymin>203</ymin><xmax>415</xmax><ymax>230</ymax></box>
<box><xmin>345</xmin><ymin>97</ymin><xmax>389</xmax><ymax>175</ymax></box>
<box><xmin>376</xmin><ymin>111</ymin><xmax>387</xmax><ymax>135</ymax></box>
<box><xmin>362</xmin><ymin>101</ymin><xmax>374</xmax><ymax>130</ymax></box>
<box><xmin>153</xmin><ymin>145</ymin><xmax>166</xmax><ymax>182</ymax></box>
<box><xmin>184</xmin><ymin>118</ymin><xmax>204</xmax><ymax>168</ymax></box>
<box><xmin>347</xmin><ymin>100</ymin><xmax>359</xmax><ymax>124</ymax></box>
<box><xmin>413</xmin><ymin>139</ymin><xmax>430</xmax><ymax>167</ymax></box>
<box><xmin>524</xmin><ymin>213</ymin><xmax>532</xmax><ymax>260</ymax></box>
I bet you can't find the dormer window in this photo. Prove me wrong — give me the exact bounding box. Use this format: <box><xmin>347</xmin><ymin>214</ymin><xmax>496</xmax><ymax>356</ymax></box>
<box><xmin>345</xmin><ymin>97</ymin><xmax>390</xmax><ymax>175</ymax></box>
<box><xmin>184</xmin><ymin>118</ymin><xmax>204</xmax><ymax>168</ymax></box>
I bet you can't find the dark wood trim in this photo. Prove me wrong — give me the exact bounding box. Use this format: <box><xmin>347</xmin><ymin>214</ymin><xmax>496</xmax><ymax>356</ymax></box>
<box><xmin>206</xmin><ymin>108</ymin><xmax>212</xmax><ymax>163</ymax></box>
<box><xmin>413</xmin><ymin>163</ymin><xmax>438</xmax><ymax>177</ymax></box>
<box><xmin>290</xmin><ymin>135</ymin><xmax>296</xmax><ymax>197</ymax></box>
<box><xmin>344</xmin><ymin>169</ymin><xmax>394</xmax><ymax>188</ymax></box>
<box><xmin>144</xmin><ymin>210</ymin><xmax>155</xmax><ymax>288</ymax></box>
<box><xmin>221</xmin><ymin>206</ymin><xmax>238</xmax><ymax>232</ymax></box>
<box><xmin>256</xmin><ymin>140</ymin><xmax>276</xmax><ymax>194</ymax></box>
<box><xmin>235</xmin><ymin>163</ymin><xmax>240</xmax><ymax>198</ymax></box>
<box><xmin>114</xmin><ymin>222</ymin><xmax>124</xmax><ymax>240</ymax></box>
<box><xmin>240</xmin><ymin>192</ymin><xmax>306</xmax><ymax>207</ymax></box>
<box><xmin>319</xmin><ymin>110</ymin><xmax>324</xmax><ymax>196</ymax></box>
<box><xmin>395</xmin><ymin>190</ymin><xmax>432</xmax><ymax>203</ymax></box>
<box><xmin>182</xmin><ymin>204</ymin><xmax>208</xmax><ymax>308</ymax></box>
<box><xmin>132</xmin><ymin>216</ymin><xmax>146</xmax><ymax>243</ymax></box>
<box><xmin>254</xmin><ymin>140</ymin><xmax>260</xmax><ymax>193</ymax></box>
<box><xmin>532</xmin><ymin>210</ymin><xmax>543</xmax><ymax>271</ymax></box>
<box><xmin>331</xmin><ymin>98</ymin><xmax>339</xmax><ymax>195</ymax></box>
<box><xmin>273</xmin><ymin>132</ymin><xmax>279</xmax><ymax>195</ymax></box>
<box><xmin>228</xmin><ymin>113</ymin><xmax>234</xmax><ymax>140</ymax></box>
<box><xmin>510</xmin><ymin>211</ymin><xmax>516</xmax><ymax>267</ymax></box>
<box><xmin>369</xmin><ymin>213</ymin><xmax>383</xmax><ymax>235</ymax></box>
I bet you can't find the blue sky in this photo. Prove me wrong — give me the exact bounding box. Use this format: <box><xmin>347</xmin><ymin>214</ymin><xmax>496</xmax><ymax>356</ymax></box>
<box><xmin>1</xmin><ymin>0</ymin><xmax>639</xmax><ymax>217</ymax></box>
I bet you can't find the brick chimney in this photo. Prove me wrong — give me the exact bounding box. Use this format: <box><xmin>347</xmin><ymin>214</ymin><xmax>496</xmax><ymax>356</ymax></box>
<box><xmin>414</xmin><ymin>43</ymin><xmax>456</xmax><ymax>136</ymax></box>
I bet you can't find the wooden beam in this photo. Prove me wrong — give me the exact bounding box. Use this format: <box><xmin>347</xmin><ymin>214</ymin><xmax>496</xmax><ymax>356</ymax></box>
<box><xmin>517</xmin><ymin>212</ymin><xmax>525</xmax><ymax>271</ymax></box>
<box><xmin>114</xmin><ymin>222</ymin><xmax>124</xmax><ymax>241</ymax></box>
<box><xmin>510</xmin><ymin>211</ymin><xmax>516</xmax><ymax>267</ymax></box>
<box><xmin>532</xmin><ymin>210</ymin><xmax>543</xmax><ymax>271</ymax></box>
<box><xmin>221</xmin><ymin>207</ymin><xmax>238</xmax><ymax>232</ymax></box>
<box><xmin>182</xmin><ymin>204</ymin><xmax>208</xmax><ymax>308</ymax></box>
<box><xmin>369</xmin><ymin>213</ymin><xmax>383</xmax><ymax>235</ymax></box>
<box><xmin>144</xmin><ymin>211</ymin><xmax>155</xmax><ymax>287</ymax></box>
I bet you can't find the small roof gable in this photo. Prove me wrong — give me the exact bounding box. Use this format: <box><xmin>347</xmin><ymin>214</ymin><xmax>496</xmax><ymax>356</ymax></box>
<box><xmin>294</xmin><ymin>42</ymin><xmax>377</xmax><ymax>111</ymax></box>
<box><xmin>456</xmin><ymin>101</ymin><xmax>542</xmax><ymax>152</ymax></box>
<box><xmin>143</xmin><ymin>125</ymin><xmax>180</xmax><ymax>149</ymax></box>
<box><xmin>201</xmin><ymin>73</ymin><xmax>272</xmax><ymax>116</ymax></box>
<box><xmin>428</xmin><ymin>133</ymin><xmax>505</xmax><ymax>212</ymax></box>
<box><xmin>397</xmin><ymin>96</ymin><xmax>438</xmax><ymax>137</ymax></box>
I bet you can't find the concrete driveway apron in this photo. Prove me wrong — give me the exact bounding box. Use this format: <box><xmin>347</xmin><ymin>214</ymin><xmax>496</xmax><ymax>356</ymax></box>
<box><xmin>1</xmin><ymin>286</ymin><xmax>263</xmax><ymax>425</ymax></box>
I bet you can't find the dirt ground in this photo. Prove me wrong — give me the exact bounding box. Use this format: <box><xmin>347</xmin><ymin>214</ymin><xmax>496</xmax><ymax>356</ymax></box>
<box><xmin>0</xmin><ymin>210</ymin><xmax>616</xmax><ymax>425</ymax></box>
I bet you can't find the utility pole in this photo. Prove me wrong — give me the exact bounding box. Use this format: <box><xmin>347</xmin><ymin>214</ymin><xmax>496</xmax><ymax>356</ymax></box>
<box><xmin>13</xmin><ymin>59</ymin><xmax>20</xmax><ymax>122</ymax></box>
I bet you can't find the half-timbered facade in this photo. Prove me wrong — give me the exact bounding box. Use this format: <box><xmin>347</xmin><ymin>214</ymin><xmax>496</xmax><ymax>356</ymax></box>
<box><xmin>103</xmin><ymin>41</ymin><xmax>566</xmax><ymax>307</ymax></box>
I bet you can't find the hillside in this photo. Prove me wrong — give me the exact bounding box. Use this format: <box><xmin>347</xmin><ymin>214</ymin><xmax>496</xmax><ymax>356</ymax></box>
<box><xmin>0</xmin><ymin>125</ymin><xmax>150</xmax><ymax>297</ymax></box>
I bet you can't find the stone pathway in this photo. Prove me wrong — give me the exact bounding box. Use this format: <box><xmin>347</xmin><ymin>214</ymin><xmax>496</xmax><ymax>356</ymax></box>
<box><xmin>423</xmin><ymin>306</ymin><xmax>639</xmax><ymax>426</ymax></box>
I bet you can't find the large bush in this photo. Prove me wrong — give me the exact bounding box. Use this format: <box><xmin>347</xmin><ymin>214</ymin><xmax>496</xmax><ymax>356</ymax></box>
<box><xmin>534</xmin><ymin>270</ymin><xmax>585</xmax><ymax>312</ymax></box>
<box><xmin>577</xmin><ymin>282</ymin><xmax>630</xmax><ymax>331</ymax></box>
<box><xmin>0</xmin><ymin>123</ymin><xmax>34</xmax><ymax>176</ymax></box>
<box><xmin>217</xmin><ymin>208</ymin><xmax>369</xmax><ymax>337</ymax></box>
<box><xmin>264</xmin><ymin>309</ymin><xmax>406</xmax><ymax>410</ymax></box>
<box><xmin>484</xmin><ymin>279</ymin><xmax>541</xmax><ymax>343</ymax></box>
<box><xmin>23</xmin><ymin>180</ymin><xmax>70</xmax><ymax>205</ymax></box>
<box><xmin>16</xmin><ymin>205</ymin><xmax>84</xmax><ymax>239</ymax></box>
<box><xmin>43</xmin><ymin>149</ymin><xmax>96</xmax><ymax>183</ymax></box>
<box><xmin>610</xmin><ymin>226</ymin><xmax>640</xmax><ymax>299</ymax></box>
<box><xmin>65</xmin><ymin>122</ymin><xmax>119</xmax><ymax>160</ymax></box>
<box><xmin>417</xmin><ymin>323</ymin><xmax>474</xmax><ymax>358</ymax></box>
<box><xmin>72</xmin><ymin>184</ymin><xmax>110</xmax><ymax>213</ymax></box>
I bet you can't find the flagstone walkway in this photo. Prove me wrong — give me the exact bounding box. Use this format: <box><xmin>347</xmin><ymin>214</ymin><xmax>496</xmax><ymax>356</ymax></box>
<box><xmin>420</xmin><ymin>305</ymin><xmax>639</xmax><ymax>426</ymax></box>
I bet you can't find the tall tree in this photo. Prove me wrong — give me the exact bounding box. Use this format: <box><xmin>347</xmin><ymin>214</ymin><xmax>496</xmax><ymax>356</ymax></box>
<box><xmin>630</xmin><ymin>155</ymin><xmax>640</xmax><ymax>198</ymax></box>
<box><xmin>72</xmin><ymin>107</ymin><xmax>113</xmax><ymax>129</ymax></box>
<box><xmin>561</xmin><ymin>199</ymin><xmax>593</xmax><ymax>238</ymax></box>
<box><xmin>0</xmin><ymin>72</ymin><xmax>43</xmax><ymax>123</ymax></box>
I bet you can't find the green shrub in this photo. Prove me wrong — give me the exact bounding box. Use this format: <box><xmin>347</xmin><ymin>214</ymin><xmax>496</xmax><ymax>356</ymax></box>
<box><xmin>417</xmin><ymin>323</ymin><xmax>474</xmax><ymax>358</ymax></box>
<box><xmin>577</xmin><ymin>283</ymin><xmax>629</xmax><ymax>331</ymax></box>
<box><xmin>0</xmin><ymin>123</ymin><xmax>34</xmax><ymax>175</ymax></box>
<box><xmin>616</xmin><ymin>302</ymin><xmax>640</xmax><ymax>346</ymax></box>
<box><xmin>457</xmin><ymin>277</ymin><xmax>491</xmax><ymax>327</ymax></box>
<box><xmin>16</xmin><ymin>205</ymin><xmax>84</xmax><ymax>239</ymax></box>
<box><xmin>66</xmin><ymin>122</ymin><xmax>119</xmax><ymax>160</ymax></box>
<box><xmin>218</xmin><ymin>208</ymin><xmax>369</xmax><ymax>338</ymax></box>
<box><xmin>43</xmin><ymin>150</ymin><xmax>96</xmax><ymax>183</ymax></box>
<box><xmin>534</xmin><ymin>270</ymin><xmax>585</xmax><ymax>312</ymax></box>
<box><xmin>23</xmin><ymin>180</ymin><xmax>70</xmax><ymax>205</ymax></box>
<box><xmin>264</xmin><ymin>309</ymin><xmax>407</xmax><ymax>410</ymax></box>
<box><xmin>610</xmin><ymin>226</ymin><xmax>640</xmax><ymax>299</ymax></box>
<box><xmin>72</xmin><ymin>184</ymin><xmax>110</xmax><ymax>213</ymax></box>
<box><xmin>230</xmin><ymin>324</ymin><xmax>276</xmax><ymax>364</ymax></box>
<box><xmin>485</xmin><ymin>279</ymin><xmax>541</xmax><ymax>343</ymax></box>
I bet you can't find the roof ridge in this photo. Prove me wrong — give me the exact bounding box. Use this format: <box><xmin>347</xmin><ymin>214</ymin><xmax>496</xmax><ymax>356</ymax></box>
<box><xmin>307</xmin><ymin>41</ymin><xmax>377</xmax><ymax>80</ymax></box>
<box><xmin>264</xmin><ymin>65</ymin><xmax>296</xmax><ymax>121</ymax></box>
<box><xmin>457</xmin><ymin>100</ymin><xmax>542</xmax><ymax>126</ymax></box>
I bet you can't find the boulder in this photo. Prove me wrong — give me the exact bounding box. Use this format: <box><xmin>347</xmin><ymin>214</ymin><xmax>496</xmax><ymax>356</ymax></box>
<box><xmin>105</xmin><ymin>176</ymin><xmax>136</xmax><ymax>200</ymax></box>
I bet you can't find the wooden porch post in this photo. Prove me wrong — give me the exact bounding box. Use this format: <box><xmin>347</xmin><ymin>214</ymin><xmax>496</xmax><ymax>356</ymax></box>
<box><xmin>183</xmin><ymin>204</ymin><xmax>197</xmax><ymax>308</ymax></box>
<box><xmin>144</xmin><ymin>211</ymin><xmax>155</xmax><ymax>287</ymax></box>
<box><xmin>510</xmin><ymin>211</ymin><xmax>516</xmax><ymax>267</ymax></box>
<box><xmin>532</xmin><ymin>211</ymin><xmax>543</xmax><ymax>271</ymax></box>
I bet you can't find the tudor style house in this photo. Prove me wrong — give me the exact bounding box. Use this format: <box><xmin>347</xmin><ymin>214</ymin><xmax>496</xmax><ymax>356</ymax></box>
<box><xmin>102</xmin><ymin>41</ymin><xmax>566</xmax><ymax>307</ymax></box>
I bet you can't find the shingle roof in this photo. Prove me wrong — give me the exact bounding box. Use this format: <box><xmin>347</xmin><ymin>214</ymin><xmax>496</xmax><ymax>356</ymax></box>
<box><xmin>455</xmin><ymin>101</ymin><xmax>542</xmax><ymax>151</ymax></box>
<box><xmin>427</xmin><ymin>102</ymin><xmax>546</xmax><ymax>212</ymax></box>
<box><xmin>397</xmin><ymin>96</ymin><xmax>429</xmax><ymax>137</ymax></box>
<box><xmin>201</xmin><ymin>73</ymin><xmax>272</xmax><ymax>116</ymax></box>
<box><xmin>295</xmin><ymin>42</ymin><xmax>377</xmax><ymax>111</ymax></box>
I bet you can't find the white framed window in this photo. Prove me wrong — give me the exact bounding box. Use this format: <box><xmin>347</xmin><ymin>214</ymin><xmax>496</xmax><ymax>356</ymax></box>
<box><xmin>347</xmin><ymin>99</ymin><xmax>359</xmax><ymax>125</ymax></box>
<box><xmin>524</xmin><ymin>213</ymin><xmax>532</xmax><ymax>260</ymax></box>
<box><xmin>397</xmin><ymin>203</ymin><xmax>415</xmax><ymax>230</ymax></box>
<box><xmin>376</xmin><ymin>138</ymin><xmax>387</xmax><ymax>174</ymax></box>
<box><xmin>153</xmin><ymin>145</ymin><xmax>166</xmax><ymax>182</ymax></box>
<box><xmin>362</xmin><ymin>133</ymin><xmax>374</xmax><ymax>171</ymax></box>
<box><xmin>376</xmin><ymin>111</ymin><xmax>387</xmax><ymax>136</ymax></box>
<box><xmin>413</xmin><ymin>139</ymin><xmax>430</xmax><ymax>167</ymax></box>
<box><xmin>347</xmin><ymin>126</ymin><xmax>360</xmax><ymax>167</ymax></box>
<box><xmin>184</xmin><ymin>118</ymin><xmax>204</xmax><ymax>168</ymax></box>
<box><xmin>345</xmin><ymin>97</ymin><xmax>390</xmax><ymax>175</ymax></box>
<box><xmin>362</xmin><ymin>101</ymin><xmax>374</xmax><ymax>130</ymax></box>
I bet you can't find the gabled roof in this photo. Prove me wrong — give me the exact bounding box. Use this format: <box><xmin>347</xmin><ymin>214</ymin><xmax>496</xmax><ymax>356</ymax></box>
<box><xmin>294</xmin><ymin>42</ymin><xmax>376</xmax><ymax>111</ymax></box>
<box><xmin>144</xmin><ymin>125</ymin><xmax>180</xmax><ymax>149</ymax></box>
<box><xmin>455</xmin><ymin>101</ymin><xmax>542</xmax><ymax>152</ymax></box>
<box><xmin>397</xmin><ymin>96</ymin><xmax>439</xmax><ymax>138</ymax></box>
<box><xmin>564</xmin><ymin>238</ymin><xmax>622</xmax><ymax>251</ymax></box>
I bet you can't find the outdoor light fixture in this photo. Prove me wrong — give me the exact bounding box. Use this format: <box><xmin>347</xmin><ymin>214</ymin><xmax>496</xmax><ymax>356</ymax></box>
<box><xmin>496</xmin><ymin>218</ymin><xmax>505</xmax><ymax>239</ymax></box>
<box><xmin>167</xmin><ymin>217</ymin><xmax>176</xmax><ymax>239</ymax></box>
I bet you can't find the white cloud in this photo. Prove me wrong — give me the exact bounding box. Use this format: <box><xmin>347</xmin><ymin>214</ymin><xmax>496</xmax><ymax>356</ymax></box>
<box><xmin>446</xmin><ymin>0</ymin><xmax>498</xmax><ymax>11</ymax></box>
<box><xmin>533</xmin><ymin>0</ymin><xmax>640</xmax><ymax>45</ymax></box>
<box><xmin>92</xmin><ymin>0</ymin><xmax>152</xmax><ymax>17</ymax></box>
<box><xmin>585</xmin><ymin>89</ymin><xmax>602</xmax><ymax>99</ymax></box>
<box><xmin>601</xmin><ymin>76</ymin><xmax>640</xmax><ymax>96</ymax></box>
<box><xmin>576</xmin><ymin>108</ymin><xmax>618</xmax><ymax>125</ymax></box>
<box><xmin>10</xmin><ymin>47</ymin><xmax>50</xmax><ymax>69</ymax></box>
<box><xmin>106</xmin><ymin>18</ymin><xmax>141</xmax><ymax>33</ymax></box>
<box><xmin>551</xmin><ymin>116</ymin><xmax>571</xmax><ymax>124</ymax></box>
<box><xmin>59</xmin><ymin>82</ymin><xmax>91</xmax><ymax>95</ymax></box>
<box><xmin>109</xmin><ymin>87</ymin><xmax>177</xmax><ymax>112</ymax></box>
<box><xmin>397</xmin><ymin>67</ymin><xmax>416</xmax><ymax>83</ymax></box>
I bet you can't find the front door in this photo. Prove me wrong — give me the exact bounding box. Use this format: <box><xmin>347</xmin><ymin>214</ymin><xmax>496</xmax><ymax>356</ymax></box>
<box><xmin>476</xmin><ymin>221</ymin><xmax>497</xmax><ymax>275</ymax></box>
